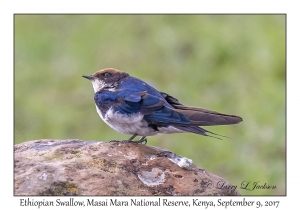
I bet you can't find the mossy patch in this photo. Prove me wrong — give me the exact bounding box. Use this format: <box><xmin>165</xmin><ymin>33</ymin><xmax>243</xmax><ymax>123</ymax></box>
<box><xmin>45</xmin><ymin>152</ymin><xmax>64</xmax><ymax>161</ymax></box>
<box><xmin>84</xmin><ymin>158</ymin><xmax>117</xmax><ymax>173</ymax></box>
<box><xmin>74</xmin><ymin>152</ymin><xmax>81</xmax><ymax>158</ymax></box>
<box><xmin>40</xmin><ymin>181</ymin><xmax>79</xmax><ymax>195</ymax></box>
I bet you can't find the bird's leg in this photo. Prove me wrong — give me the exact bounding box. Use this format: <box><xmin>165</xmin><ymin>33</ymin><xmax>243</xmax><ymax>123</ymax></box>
<box><xmin>109</xmin><ymin>133</ymin><xmax>138</xmax><ymax>143</ymax></box>
<box><xmin>121</xmin><ymin>134</ymin><xmax>147</xmax><ymax>144</ymax></box>
<box><xmin>131</xmin><ymin>136</ymin><xmax>147</xmax><ymax>144</ymax></box>
<box><xmin>126</xmin><ymin>133</ymin><xmax>138</xmax><ymax>141</ymax></box>
<box><xmin>109</xmin><ymin>134</ymin><xmax>147</xmax><ymax>144</ymax></box>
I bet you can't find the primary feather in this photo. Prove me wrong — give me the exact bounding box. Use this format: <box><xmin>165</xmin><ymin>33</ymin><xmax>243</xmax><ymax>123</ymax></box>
<box><xmin>161</xmin><ymin>92</ymin><xmax>243</xmax><ymax>126</ymax></box>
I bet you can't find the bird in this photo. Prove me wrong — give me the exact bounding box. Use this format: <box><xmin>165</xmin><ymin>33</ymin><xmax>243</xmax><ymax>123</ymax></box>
<box><xmin>82</xmin><ymin>68</ymin><xmax>242</xmax><ymax>144</ymax></box>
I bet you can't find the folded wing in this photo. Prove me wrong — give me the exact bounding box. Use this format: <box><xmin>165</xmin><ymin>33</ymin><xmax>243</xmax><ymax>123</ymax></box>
<box><xmin>161</xmin><ymin>92</ymin><xmax>243</xmax><ymax>126</ymax></box>
<box><xmin>122</xmin><ymin>91</ymin><xmax>190</xmax><ymax>124</ymax></box>
<box><xmin>119</xmin><ymin>91</ymin><xmax>242</xmax><ymax>138</ymax></box>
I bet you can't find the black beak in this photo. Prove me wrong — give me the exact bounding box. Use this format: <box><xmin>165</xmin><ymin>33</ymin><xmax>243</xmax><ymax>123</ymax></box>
<box><xmin>82</xmin><ymin>75</ymin><xmax>95</xmax><ymax>80</ymax></box>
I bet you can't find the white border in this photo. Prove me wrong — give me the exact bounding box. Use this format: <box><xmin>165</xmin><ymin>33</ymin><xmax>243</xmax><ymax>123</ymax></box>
<box><xmin>2</xmin><ymin>0</ymin><xmax>298</xmax><ymax>209</ymax></box>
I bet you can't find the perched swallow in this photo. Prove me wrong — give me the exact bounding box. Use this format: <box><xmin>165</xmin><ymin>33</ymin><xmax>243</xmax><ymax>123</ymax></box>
<box><xmin>83</xmin><ymin>68</ymin><xmax>242</xmax><ymax>144</ymax></box>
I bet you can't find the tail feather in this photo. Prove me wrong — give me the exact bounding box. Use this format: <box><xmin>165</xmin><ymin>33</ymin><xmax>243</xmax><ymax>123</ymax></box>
<box><xmin>173</xmin><ymin>125</ymin><xmax>228</xmax><ymax>140</ymax></box>
<box><xmin>160</xmin><ymin>92</ymin><xmax>242</xmax><ymax>140</ymax></box>
<box><xmin>161</xmin><ymin>92</ymin><xmax>243</xmax><ymax>126</ymax></box>
<box><xmin>177</xmin><ymin>109</ymin><xmax>242</xmax><ymax>126</ymax></box>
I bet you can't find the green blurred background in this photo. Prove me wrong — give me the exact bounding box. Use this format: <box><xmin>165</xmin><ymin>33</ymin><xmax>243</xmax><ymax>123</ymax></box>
<box><xmin>14</xmin><ymin>15</ymin><xmax>285</xmax><ymax>195</ymax></box>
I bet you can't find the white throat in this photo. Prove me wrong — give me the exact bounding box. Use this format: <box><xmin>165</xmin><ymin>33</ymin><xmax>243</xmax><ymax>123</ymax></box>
<box><xmin>91</xmin><ymin>79</ymin><xmax>105</xmax><ymax>93</ymax></box>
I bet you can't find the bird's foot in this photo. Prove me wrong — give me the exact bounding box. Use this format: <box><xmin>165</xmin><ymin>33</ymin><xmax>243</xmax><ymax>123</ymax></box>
<box><xmin>109</xmin><ymin>137</ymin><xmax>147</xmax><ymax>144</ymax></box>
<box><xmin>132</xmin><ymin>137</ymin><xmax>147</xmax><ymax>144</ymax></box>
<box><xmin>109</xmin><ymin>139</ymin><xmax>134</xmax><ymax>143</ymax></box>
<box><xmin>109</xmin><ymin>140</ymin><xmax>125</xmax><ymax>143</ymax></box>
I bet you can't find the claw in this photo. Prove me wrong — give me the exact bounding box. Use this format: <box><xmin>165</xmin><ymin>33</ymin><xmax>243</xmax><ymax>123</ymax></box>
<box><xmin>109</xmin><ymin>139</ymin><xmax>129</xmax><ymax>143</ymax></box>
<box><xmin>142</xmin><ymin>138</ymin><xmax>147</xmax><ymax>144</ymax></box>
<box><xmin>121</xmin><ymin>140</ymin><xmax>130</xmax><ymax>143</ymax></box>
<box><xmin>109</xmin><ymin>140</ymin><xmax>120</xmax><ymax>143</ymax></box>
<box><xmin>109</xmin><ymin>134</ymin><xmax>147</xmax><ymax>144</ymax></box>
<box><xmin>131</xmin><ymin>136</ymin><xmax>147</xmax><ymax>144</ymax></box>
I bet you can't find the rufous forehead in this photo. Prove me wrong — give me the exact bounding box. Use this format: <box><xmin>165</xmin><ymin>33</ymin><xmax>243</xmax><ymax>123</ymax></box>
<box><xmin>92</xmin><ymin>68</ymin><xmax>125</xmax><ymax>77</ymax></box>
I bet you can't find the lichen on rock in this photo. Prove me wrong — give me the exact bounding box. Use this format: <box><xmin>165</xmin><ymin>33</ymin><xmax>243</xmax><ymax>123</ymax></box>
<box><xmin>14</xmin><ymin>139</ymin><xmax>240</xmax><ymax>196</ymax></box>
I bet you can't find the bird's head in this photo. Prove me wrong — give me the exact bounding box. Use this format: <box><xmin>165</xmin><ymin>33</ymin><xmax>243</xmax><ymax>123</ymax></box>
<box><xmin>82</xmin><ymin>68</ymin><xmax>129</xmax><ymax>92</ymax></box>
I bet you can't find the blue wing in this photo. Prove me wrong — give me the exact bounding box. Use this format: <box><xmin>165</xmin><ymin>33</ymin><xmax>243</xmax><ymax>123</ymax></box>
<box><xmin>119</xmin><ymin>91</ymin><xmax>190</xmax><ymax>125</ymax></box>
<box><xmin>94</xmin><ymin>90</ymin><xmax>190</xmax><ymax>125</ymax></box>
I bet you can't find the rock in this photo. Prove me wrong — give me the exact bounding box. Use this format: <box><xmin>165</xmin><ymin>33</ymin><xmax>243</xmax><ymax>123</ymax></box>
<box><xmin>14</xmin><ymin>139</ymin><xmax>239</xmax><ymax>196</ymax></box>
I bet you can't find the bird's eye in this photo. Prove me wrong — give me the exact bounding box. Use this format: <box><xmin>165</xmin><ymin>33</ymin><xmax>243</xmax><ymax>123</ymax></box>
<box><xmin>103</xmin><ymin>72</ymin><xmax>111</xmax><ymax>78</ymax></box>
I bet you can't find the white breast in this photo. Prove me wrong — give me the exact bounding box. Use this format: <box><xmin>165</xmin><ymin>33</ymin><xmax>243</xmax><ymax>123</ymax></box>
<box><xmin>95</xmin><ymin>106</ymin><xmax>154</xmax><ymax>136</ymax></box>
<box><xmin>95</xmin><ymin>105</ymin><xmax>184</xmax><ymax>137</ymax></box>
